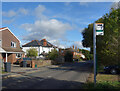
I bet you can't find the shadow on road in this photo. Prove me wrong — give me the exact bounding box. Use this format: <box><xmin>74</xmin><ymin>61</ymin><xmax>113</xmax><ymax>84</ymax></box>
<box><xmin>2</xmin><ymin>61</ymin><xmax>94</xmax><ymax>90</ymax></box>
<box><xmin>2</xmin><ymin>75</ymin><xmax>84</xmax><ymax>89</ymax></box>
<box><xmin>48</xmin><ymin>61</ymin><xmax>93</xmax><ymax>72</ymax></box>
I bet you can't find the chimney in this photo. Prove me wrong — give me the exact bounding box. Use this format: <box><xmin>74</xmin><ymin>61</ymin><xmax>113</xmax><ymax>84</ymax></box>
<box><xmin>43</xmin><ymin>39</ymin><xmax>47</xmax><ymax>46</ymax></box>
<box><xmin>73</xmin><ymin>45</ymin><xmax>74</xmax><ymax>50</ymax></box>
<box><xmin>75</xmin><ymin>46</ymin><xmax>77</xmax><ymax>51</ymax></box>
<box><xmin>78</xmin><ymin>48</ymin><xmax>79</xmax><ymax>52</ymax></box>
<box><xmin>59</xmin><ymin>48</ymin><xmax>61</xmax><ymax>53</ymax></box>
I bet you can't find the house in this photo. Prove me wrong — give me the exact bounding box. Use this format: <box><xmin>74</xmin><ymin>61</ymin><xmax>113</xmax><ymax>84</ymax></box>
<box><xmin>22</xmin><ymin>39</ymin><xmax>58</xmax><ymax>57</ymax></box>
<box><xmin>59</xmin><ymin>47</ymin><xmax>85</xmax><ymax>60</ymax></box>
<box><xmin>0</xmin><ymin>27</ymin><xmax>24</xmax><ymax>64</ymax></box>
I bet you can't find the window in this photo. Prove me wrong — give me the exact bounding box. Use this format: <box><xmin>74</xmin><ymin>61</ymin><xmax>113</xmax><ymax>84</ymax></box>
<box><xmin>11</xmin><ymin>41</ymin><xmax>16</xmax><ymax>48</ymax></box>
<box><xmin>16</xmin><ymin>53</ymin><xmax>22</xmax><ymax>58</ymax></box>
<box><xmin>0</xmin><ymin>40</ymin><xmax>1</xmax><ymax>47</ymax></box>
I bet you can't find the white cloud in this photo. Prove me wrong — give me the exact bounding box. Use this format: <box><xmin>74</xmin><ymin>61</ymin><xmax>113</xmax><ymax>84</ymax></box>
<box><xmin>21</xmin><ymin>4</ymin><xmax>72</xmax><ymax>42</ymax></box>
<box><xmin>34</xmin><ymin>5</ymin><xmax>47</xmax><ymax>20</ymax></box>
<box><xmin>64</xmin><ymin>2</ymin><xmax>71</xmax><ymax>6</ymax></box>
<box><xmin>2</xmin><ymin>8</ymin><xmax>29</xmax><ymax>18</ymax></box>
<box><xmin>79</xmin><ymin>2</ymin><xmax>88</xmax><ymax>6</ymax></box>
<box><xmin>18</xmin><ymin>8</ymin><xmax>29</xmax><ymax>15</ymax></box>
<box><xmin>3</xmin><ymin>19</ymin><xmax>15</xmax><ymax>24</ymax></box>
<box><xmin>111</xmin><ymin>2</ymin><xmax>120</xmax><ymax>9</ymax></box>
<box><xmin>2</xmin><ymin>8</ymin><xmax>29</xmax><ymax>24</ymax></box>
<box><xmin>49</xmin><ymin>39</ymin><xmax>65</xmax><ymax>49</ymax></box>
<box><xmin>21</xmin><ymin>19</ymin><xmax>72</xmax><ymax>41</ymax></box>
<box><xmin>73</xmin><ymin>41</ymin><xmax>90</xmax><ymax>50</ymax></box>
<box><xmin>74</xmin><ymin>41</ymin><xmax>84</xmax><ymax>48</ymax></box>
<box><xmin>2</xmin><ymin>10</ymin><xmax>16</xmax><ymax>17</ymax></box>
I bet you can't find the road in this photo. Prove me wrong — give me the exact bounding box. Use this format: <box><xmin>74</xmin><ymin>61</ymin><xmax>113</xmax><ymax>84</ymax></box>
<box><xmin>2</xmin><ymin>61</ymin><xmax>93</xmax><ymax>89</ymax></box>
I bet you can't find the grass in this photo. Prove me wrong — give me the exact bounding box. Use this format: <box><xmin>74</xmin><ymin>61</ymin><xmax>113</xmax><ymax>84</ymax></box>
<box><xmin>96</xmin><ymin>74</ymin><xmax>119</xmax><ymax>81</ymax></box>
<box><xmin>83</xmin><ymin>67</ymin><xmax>120</xmax><ymax>89</ymax></box>
<box><xmin>2</xmin><ymin>71</ymin><xmax>7</xmax><ymax>74</ymax></box>
<box><xmin>83</xmin><ymin>81</ymin><xmax>120</xmax><ymax>89</ymax></box>
<box><xmin>1</xmin><ymin>67</ymin><xmax>7</xmax><ymax>74</ymax></box>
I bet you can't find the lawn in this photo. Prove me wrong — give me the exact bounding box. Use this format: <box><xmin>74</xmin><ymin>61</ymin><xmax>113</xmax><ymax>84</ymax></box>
<box><xmin>83</xmin><ymin>71</ymin><xmax>120</xmax><ymax>89</ymax></box>
<box><xmin>2</xmin><ymin>71</ymin><xmax>7</xmax><ymax>74</ymax></box>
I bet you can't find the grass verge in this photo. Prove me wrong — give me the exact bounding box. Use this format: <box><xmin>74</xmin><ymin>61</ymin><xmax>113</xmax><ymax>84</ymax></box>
<box><xmin>83</xmin><ymin>72</ymin><xmax>120</xmax><ymax>89</ymax></box>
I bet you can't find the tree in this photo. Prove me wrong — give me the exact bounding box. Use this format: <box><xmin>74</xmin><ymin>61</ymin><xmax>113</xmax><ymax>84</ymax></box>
<box><xmin>82</xmin><ymin>8</ymin><xmax>120</xmax><ymax>66</ymax></box>
<box><xmin>26</xmin><ymin>48</ymin><xmax>38</xmax><ymax>57</ymax></box>
<box><xmin>79</xmin><ymin>49</ymin><xmax>93</xmax><ymax>60</ymax></box>
<box><xmin>64</xmin><ymin>50</ymin><xmax>73</xmax><ymax>62</ymax></box>
<box><xmin>48</xmin><ymin>49</ymin><xmax>59</xmax><ymax>60</ymax></box>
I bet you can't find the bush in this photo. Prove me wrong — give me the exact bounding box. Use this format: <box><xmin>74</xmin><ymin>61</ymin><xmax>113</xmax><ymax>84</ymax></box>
<box><xmin>64</xmin><ymin>50</ymin><xmax>73</xmax><ymax>62</ymax></box>
<box><xmin>80</xmin><ymin>49</ymin><xmax>93</xmax><ymax>60</ymax></box>
<box><xmin>26</xmin><ymin>48</ymin><xmax>38</xmax><ymax>57</ymax></box>
<box><xmin>48</xmin><ymin>49</ymin><xmax>59</xmax><ymax>60</ymax></box>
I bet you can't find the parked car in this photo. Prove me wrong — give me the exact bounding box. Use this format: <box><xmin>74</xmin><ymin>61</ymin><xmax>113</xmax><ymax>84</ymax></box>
<box><xmin>104</xmin><ymin>65</ymin><xmax>120</xmax><ymax>74</ymax></box>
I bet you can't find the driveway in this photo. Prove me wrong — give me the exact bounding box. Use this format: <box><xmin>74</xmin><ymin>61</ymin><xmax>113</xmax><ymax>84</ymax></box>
<box><xmin>2</xmin><ymin>60</ymin><xmax>93</xmax><ymax>89</ymax></box>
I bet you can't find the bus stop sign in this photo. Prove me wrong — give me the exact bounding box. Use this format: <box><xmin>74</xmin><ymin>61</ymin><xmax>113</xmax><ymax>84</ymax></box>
<box><xmin>95</xmin><ymin>23</ymin><xmax>104</xmax><ymax>35</ymax></box>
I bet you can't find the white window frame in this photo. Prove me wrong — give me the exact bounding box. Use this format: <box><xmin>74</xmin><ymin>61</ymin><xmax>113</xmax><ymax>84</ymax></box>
<box><xmin>16</xmin><ymin>53</ymin><xmax>22</xmax><ymax>58</ymax></box>
<box><xmin>11</xmin><ymin>41</ymin><xmax>16</xmax><ymax>48</ymax></box>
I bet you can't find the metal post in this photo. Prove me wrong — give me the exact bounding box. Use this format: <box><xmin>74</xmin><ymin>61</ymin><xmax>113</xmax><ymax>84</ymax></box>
<box><xmin>93</xmin><ymin>23</ymin><xmax>96</xmax><ymax>86</ymax></box>
<box><xmin>6</xmin><ymin>53</ymin><xmax>7</xmax><ymax>62</ymax></box>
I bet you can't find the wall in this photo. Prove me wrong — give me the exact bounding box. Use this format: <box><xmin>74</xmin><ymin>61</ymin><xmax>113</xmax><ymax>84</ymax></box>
<box><xmin>0</xmin><ymin>53</ymin><xmax>2</xmax><ymax>59</ymax></box>
<box><xmin>33</xmin><ymin>60</ymin><xmax>52</xmax><ymax>67</ymax></box>
<box><xmin>2</xmin><ymin>29</ymin><xmax>20</xmax><ymax>48</ymax></box>
<box><xmin>23</xmin><ymin>46</ymin><xmax>55</xmax><ymax>56</ymax></box>
<box><xmin>7</xmin><ymin>53</ymin><xmax>16</xmax><ymax>64</ymax></box>
<box><xmin>40</xmin><ymin>46</ymin><xmax>54</xmax><ymax>54</ymax></box>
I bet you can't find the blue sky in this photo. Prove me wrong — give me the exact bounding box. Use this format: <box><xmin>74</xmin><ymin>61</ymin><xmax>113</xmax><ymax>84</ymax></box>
<box><xmin>2</xmin><ymin>2</ymin><xmax>113</xmax><ymax>49</ymax></box>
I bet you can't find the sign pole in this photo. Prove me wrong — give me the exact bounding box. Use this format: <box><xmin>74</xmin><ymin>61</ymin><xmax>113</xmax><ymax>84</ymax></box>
<box><xmin>93</xmin><ymin>23</ymin><xmax>96</xmax><ymax>86</ymax></box>
<box><xmin>93</xmin><ymin>22</ymin><xmax>104</xmax><ymax>86</ymax></box>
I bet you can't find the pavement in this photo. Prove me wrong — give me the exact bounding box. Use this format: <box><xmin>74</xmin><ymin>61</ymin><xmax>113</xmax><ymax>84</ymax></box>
<box><xmin>2</xmin><ymin>64</ymin><xmax>59</xmax><ymax>79</ymax></box>
<box><xmin>2</xmin><ymin>60</ymin><xmax>93</xmax><ymax>89</ymax></box>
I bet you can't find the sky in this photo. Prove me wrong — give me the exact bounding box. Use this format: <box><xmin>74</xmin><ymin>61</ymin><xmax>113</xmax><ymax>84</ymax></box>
<box><xmin>2</xmin><ymin>2</ymin><xmax>113</xmax><ymax>50</ymax></box>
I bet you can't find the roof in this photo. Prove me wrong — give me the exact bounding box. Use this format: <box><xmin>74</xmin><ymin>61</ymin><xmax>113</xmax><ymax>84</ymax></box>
<box><xmin>2</xmin><ymin>47</ymin><xmax>24</xmax><ymax>53</ymax></box>
<box><xmin>0</xmin><ymin>27</ymin><xmax>21</xmax><ymax>43</ymax></box>
<box><xmin>22</xmin><ymin>39</ymin><xmax>57</xmax><ymax>48</ymax></box>
<box><xmin>0</xmin><ymin>27</ymin><xmax>7</xmax><ymax>30</ymax></box>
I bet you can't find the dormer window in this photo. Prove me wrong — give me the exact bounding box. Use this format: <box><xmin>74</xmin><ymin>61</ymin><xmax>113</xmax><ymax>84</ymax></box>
<box><xmin>11</xmin><ymin>41</ymin><xmax>16</xmax><ymax>48</ymax></box>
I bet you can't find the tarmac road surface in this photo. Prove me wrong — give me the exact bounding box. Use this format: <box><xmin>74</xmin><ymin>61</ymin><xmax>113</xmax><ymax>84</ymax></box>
<box><xmin>2</xmin><ymin>61</ymin><xmax>93</xmax><ymax>89</ymax></box>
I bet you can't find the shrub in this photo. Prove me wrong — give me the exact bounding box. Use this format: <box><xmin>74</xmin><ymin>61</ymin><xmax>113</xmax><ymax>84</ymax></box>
<box><xmin>48</xmin><ymin>49</ymin><xmax>59</xmax><ymax>60</ymax></box>
<box><xmin>26</xmin><ymin>48</ymin><xmax>38</xmax><ymax>57</ymax></box>
<box><xmin>64</xmin><ymin>50</ymin><xmax>73</xmax><ymax>62</ymax></box>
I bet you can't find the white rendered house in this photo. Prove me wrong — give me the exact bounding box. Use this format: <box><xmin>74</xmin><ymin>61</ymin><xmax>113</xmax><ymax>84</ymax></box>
<box><xmin>22</xmin><ymin>39</ymin><xmax>57</xmax><ymax>57</ymax></box>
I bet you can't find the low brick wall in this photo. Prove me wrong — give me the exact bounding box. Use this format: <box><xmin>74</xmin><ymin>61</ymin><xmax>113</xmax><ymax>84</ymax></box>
<box><xmin>0</xmin><ymin>53</ymin><xmax>2</xmax><ymax>60</ymax></box>
<box><xmin>32</xmin><ymin>60</ymin><xmax>52</xmax><ymax>67</ymax></box>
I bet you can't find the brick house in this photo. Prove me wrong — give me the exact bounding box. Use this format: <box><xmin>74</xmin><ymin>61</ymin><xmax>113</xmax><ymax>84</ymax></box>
<box><xmin>59</xmin><ymin>47</ymin><xmax>85</xmax><ymax>60</ymax></box>
<box><xmin>0</xmin><ymin>27</ymin><xmax>24</xmax><ymax>64</ymax></box>
<box><xmin>22</xmin><ymin>39</ymin><xmax>58</xmax><ymax>57</ymax></box>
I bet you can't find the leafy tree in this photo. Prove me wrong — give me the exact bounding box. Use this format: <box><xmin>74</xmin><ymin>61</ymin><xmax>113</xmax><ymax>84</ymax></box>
<box><xmin>26</xmin><ymin>48</ymin><xmax>38</xmax><ymax>57</ymax></box>
<box><xmin>48</xmin><ymin>49</ymin><xmax>59</xmax><ymax>60</ymax></box>
<box><xmin>79</xmin><ymin>49</ymin><xmax>93</xmax><ymax>60</ymax></box>
<box><xmin>64</xmin><ymin>50</ymin><xmax>73</xmax><ymax>62</ymax></box>
<box><xmin>82</xmin><ymin>8</ymin><xmax>120</xmax><ymax>66</ymax></box>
